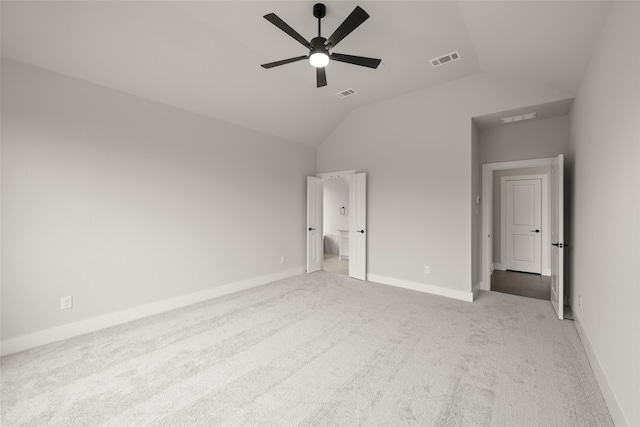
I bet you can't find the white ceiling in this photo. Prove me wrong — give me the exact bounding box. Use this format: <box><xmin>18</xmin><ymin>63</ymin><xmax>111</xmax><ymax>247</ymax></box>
<box><xmin>1</xmin><ymin>1</ymin><xmax>612</xmax><ymax>146</ymax></box>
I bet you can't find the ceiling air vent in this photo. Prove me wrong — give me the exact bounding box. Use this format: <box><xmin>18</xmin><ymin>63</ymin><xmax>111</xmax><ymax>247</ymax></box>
<box><xmin>501</xmin><ymin>112</ymin><xmax>537</xmax><ymax>124</ymax></box>
<box><xmin>430</xmin><ymin>51</ymin><xmax>461</xmax><ymax>67</ymax></box>
<box><xmin>335</xmin><ymin>88</ymin><xmax>357</xmax><ymax>99</ymax></box>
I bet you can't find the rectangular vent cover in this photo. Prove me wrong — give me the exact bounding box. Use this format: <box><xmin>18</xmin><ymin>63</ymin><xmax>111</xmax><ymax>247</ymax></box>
<box><xmin>430</xmin><ymin>51</ymin><xmax>461</xmax><ymax>67</ymax></box>
<box><xmin>335</xmin><ymin>88</ymin><xmax>356</xmax><ymax>99</ymax></box>
<box><xmin>501</xmin><ymin>112</ymin><xmax>537</xmax><ymax>124</ymax></box>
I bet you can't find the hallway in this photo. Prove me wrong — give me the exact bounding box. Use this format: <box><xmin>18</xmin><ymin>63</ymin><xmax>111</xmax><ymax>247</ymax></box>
<box><xmin>491</xmin><ymin>270</ymin><xmax>551</xmax><ymax>300</ymax></box>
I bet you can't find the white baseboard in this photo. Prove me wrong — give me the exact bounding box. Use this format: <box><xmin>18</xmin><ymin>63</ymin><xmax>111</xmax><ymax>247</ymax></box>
<box><xmin>0</xmin><ymin>266</ymin><xmax>305</xmax><ymax>357</ymax></box>
<box><xmin>367</xmin><ymin>274</ymin><xmax>474</xmax><ymax>302</ymax></box>
<box><xmin>573</xmin><ymin>309</ymin><xmax>628</xmax><ymax>426</ymax></box>
<box><xmin>473</xmin><ymin>282</ymin><xmax>482</xmax><ymax>300</ymax></box>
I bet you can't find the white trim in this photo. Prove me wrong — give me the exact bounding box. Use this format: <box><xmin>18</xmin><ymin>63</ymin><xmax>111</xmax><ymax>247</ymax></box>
<box><xmin>472</xmin><ymin>282</ymin><xmax>482</xmax><ymax>301</ymax></box>
<box><xmin>481</xmin><ymin>157</ymin><xmax>556</xmax><ymax>291</ymax></box>
<box><xmin>0</xmin><ymin>267</ymin><xmax>305</xmax><ymax>356</ymax></box>
<box><xmin>500</xmin><ymin>174</ymin><xmax>549</xmax><ymax>276</ymax></box>
<box><xmin>493</xmin><ymin>262</ymin><xmax>506</xmax><ymax>271</ymax></box>
<box><xmin>368</xmin><ymin>274</ymin><xmax>474</xmax><ymax>302</ymax></box>
<box><xmin>573</xmin><ymin>310</ymin><xmax>628</xmax><ymax>426</ymax></box>
<box><xmin>306</xmin><ymin>177</ymin><xmax>323</xmax><ymax>274</ymax></box>
<box><xmin>317</xmin><ymin>170</ymin><xmax>355</xmax><ymax>179</ymax></box>
<box><xmin>315</xmin><ymin>169</ymin><xmax>368</xmax><ymax>281</ymax></box>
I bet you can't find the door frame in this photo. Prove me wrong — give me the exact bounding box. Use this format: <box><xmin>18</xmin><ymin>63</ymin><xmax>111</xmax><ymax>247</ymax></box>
<box><xmin>318</xmin><ymin>170</ymin><xmax>354</xmax><ymax>263</ymax></box>
<box><xmin>317</xmin><ymin>170</ymin><xmax>356</xmax><ymax>180</ymax></box>
<box><xmin>306</xmin><ymin>176</ymin><xmax>323</xmax><ymax>273</ymax></box>
<box><xmin>312</xmin><ymin>170</ymin><xmax>368</xmax><ymax>280</ymax></box>
<box><xmin>481</xmin><ymin>158</ymin><xmax>556</xmax><ymax>291</ymax></box>
<box><xmin>499</xmin><ymin>174</ymin><xmax>549</xmax><ymax>275</ymax></box>
<box><xmin>348</xmin><ymin>173</ymin><xmax>367</xmax><ymax>280</ymax></box>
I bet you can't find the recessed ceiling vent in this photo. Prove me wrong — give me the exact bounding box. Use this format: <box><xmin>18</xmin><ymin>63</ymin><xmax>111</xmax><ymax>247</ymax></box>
<box><xmin>335</xmin><ymin>88</ymin><xmax>357</xmax><ymax>99</ymax></box>
<box><xmin>430</xmin><ymin>51</ymin><xmax>461</xmax><ymax>67</ymax></box>
<box><xmin>501</xmin><ymin>112</ymin><xmax>537</xmax><ymax>124</ymax></box>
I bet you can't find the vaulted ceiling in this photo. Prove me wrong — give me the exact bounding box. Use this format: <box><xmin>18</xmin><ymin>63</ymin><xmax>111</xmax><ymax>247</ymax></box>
<box><xmin>1</xmin><ymin>1</ymin><xmax>612</xmax><ymax>146</ymax></box>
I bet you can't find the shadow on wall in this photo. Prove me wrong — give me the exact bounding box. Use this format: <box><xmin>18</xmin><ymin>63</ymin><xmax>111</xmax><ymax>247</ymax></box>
<box><xmin>324</xmin><ymin>235</ymin><xmax>339</xmax><ymax>254</ymax></box>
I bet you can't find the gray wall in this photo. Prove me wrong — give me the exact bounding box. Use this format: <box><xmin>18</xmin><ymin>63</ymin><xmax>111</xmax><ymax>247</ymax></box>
<box><xmin>322</xmin><ymin>177</ymin><xmax>349</xmax><ymax>254</ymax></box>
<box><xmin>323</xmin><ymin>177</ymin><xmax>349</xmax><ymax>237</ymax></box>
<box><xmin>318</xmin><ymin>72</ymin><xmax>572</xmax><ymax>295</ymax></box>
<box><xmin>479</xmin><ymin>115</ymin><xmax>570</xmax><ymax>164</ymax></box>
<box><xmin>569</xmin><ymin>2</ymin><xmax>640</xmax><ymax>425</ymax></box>
<box><xmin>1</xmin><ymin>59</ymin><xmax>316</xmax><ymax>340</ymax></box>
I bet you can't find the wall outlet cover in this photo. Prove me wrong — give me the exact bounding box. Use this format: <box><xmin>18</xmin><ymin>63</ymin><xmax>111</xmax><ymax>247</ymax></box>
<box><xmin>61</xmin><ymin>296</ymin><xmax>73</xmax><ymax>310</ymax></box>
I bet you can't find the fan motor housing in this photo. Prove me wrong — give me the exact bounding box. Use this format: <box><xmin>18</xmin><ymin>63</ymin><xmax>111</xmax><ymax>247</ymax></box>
<box><xmin>311</xmin><ymin>36</ymin><xmax>327</xmax><ymax>51</ymax></box>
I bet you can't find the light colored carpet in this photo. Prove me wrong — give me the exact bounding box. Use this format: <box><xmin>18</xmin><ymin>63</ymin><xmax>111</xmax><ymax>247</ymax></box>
<box><xmin>1</xmin><ymin>272</ymin><xmax>612</xmax><ymax>426</ymax></box>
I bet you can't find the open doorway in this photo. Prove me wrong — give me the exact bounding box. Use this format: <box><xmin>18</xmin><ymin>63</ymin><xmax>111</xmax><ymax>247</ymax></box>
<box><xmin>492</xmin><ymin>170</ymin><xmax>550</xmax><ymax>300</ymax></box>
<box><xmin>307</xmin><ymin>170</ymin><xmax>367</xmax><ymax>280</ymax></box>
<box><xmin>481</xmin><ymin>155</ymin><xmax>566</xmax><ymax>319</ymax></box>
<box><xmin>491</xmin><ymin>270</ymin><xmax>550</xmax><ymax>300</ymax></box>
<box><xmin>322</xmin><ymin>175</ymin><xmax>349</xmax><ymax>276</ymax></box>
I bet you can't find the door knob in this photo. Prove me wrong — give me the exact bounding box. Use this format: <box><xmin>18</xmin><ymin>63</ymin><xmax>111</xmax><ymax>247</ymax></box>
<box><xmin>357</xmin><ymin>230</ymin><xmax>365</xmax><ymax>234</ymax></box>
<box><xmin>308</xmin><ymin>227</ymin><xmax>315</xmax><ymax>231</ymax></box>
<box><xmin>531</xmin><ymin>229</ymin><xmax>540</xmax><ymax>233</ymax></box>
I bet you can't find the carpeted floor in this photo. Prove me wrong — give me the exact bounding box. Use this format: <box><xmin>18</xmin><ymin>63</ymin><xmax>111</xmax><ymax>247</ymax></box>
<box><xmin>1</xmin><ymin>272</ymin><xmax>612</xmax><ymax>426</ymax></box>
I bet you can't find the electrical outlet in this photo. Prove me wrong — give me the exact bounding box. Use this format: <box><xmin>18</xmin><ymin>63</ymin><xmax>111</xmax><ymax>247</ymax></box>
<box><xmin>280</xmin><ymin>256</ymin><xmax>286</xmax><ymax>264</ymax></box>
<box><xmin>424</xmin><ymin>266</ymin><xmax>430</xmax><ymax>274</ymax></box>
<box><xmin>60</xmin><ymin>296</ymin><xmax>73</xmax><ymax>310</ymax></box>
<box><xmin>578</xmin><ymin>295</ymin><xmax>583</xmax><ymax>308</ymax></box>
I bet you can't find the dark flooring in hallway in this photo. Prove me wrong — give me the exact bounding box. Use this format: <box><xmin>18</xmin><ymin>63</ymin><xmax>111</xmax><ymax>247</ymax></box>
<box><xmin>491</xmin><ymin>270</ymin><xmax>551</xmax><ymax>300</ymax></box>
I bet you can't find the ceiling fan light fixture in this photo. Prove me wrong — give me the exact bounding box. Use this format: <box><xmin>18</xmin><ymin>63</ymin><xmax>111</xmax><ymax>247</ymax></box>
<box><xmin>309</xmin><ymin>52</ymin><xmax>329</xmax><ymax>68</ymax></box>
<box><xmin>261</xmin><ymin>4</ymin><xmax>381</xmax><ymax>87</ymax></box>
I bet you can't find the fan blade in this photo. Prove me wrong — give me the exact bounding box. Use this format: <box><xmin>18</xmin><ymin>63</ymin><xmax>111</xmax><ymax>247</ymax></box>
<box><xmin>316</xmin><ymin>67</ymin><xmax>327</xmax><ymax>88</ymax></box>
<box><xmin>331</xmin><ymin>53</ymin><xmax>381</xmax><ymax>69</ymax></box>
<box><xmin>261</xmin><ymin>55</ymin><xmax>308</xmax><ymax>69</ymax></box>
<box><xmin>326</xmin><ymin>6</ymin><xmax>369</xmax><ymax>49</ymax></box>
<box><xmin>264</xmin><ymin>13</ymin><xmax>312</xmax><ymax>50</ymax></box>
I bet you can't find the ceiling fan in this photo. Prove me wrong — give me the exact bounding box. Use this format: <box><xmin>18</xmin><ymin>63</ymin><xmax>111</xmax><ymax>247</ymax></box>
<box><xmin>260</xmin><ymin>3</ymin><xmax>382</xmax><ymax>88</ymax></box>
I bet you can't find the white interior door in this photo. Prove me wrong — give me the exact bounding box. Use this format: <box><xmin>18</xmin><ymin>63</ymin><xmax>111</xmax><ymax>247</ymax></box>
<box><xmin>349</xmin><ymin>173</ymin><xmax>367</xmax><ymax>280</ymax></box>
<box><xmin>306</xmin><ymin>176</ymin><xmax>322</xmax><ymax>273</ymax></box>
<box><xmin>550</xmin><ymin>155</ymin><xmax>565</xmax><ymax>320</ymax></box>
<box><xmin>505</xmin><ymin>178</ymin><xmax>542</xmax><ymax>274</ymax></box>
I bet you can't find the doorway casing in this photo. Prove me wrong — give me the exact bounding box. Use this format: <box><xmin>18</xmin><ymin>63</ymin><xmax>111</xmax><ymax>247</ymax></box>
<box><xmin>481</xmin><ymin>157</ymin><xmax>556</xmax><ymax>291</ymax></box>
<box><xmin>499</xmin><ymin>174</ymin><xmax>549</xmax><ymax>275</ymax></box>
<box><xmin>309</xmin><ymin>170</ymin><xmax>368</xmax><ymax>281</ymax></box>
